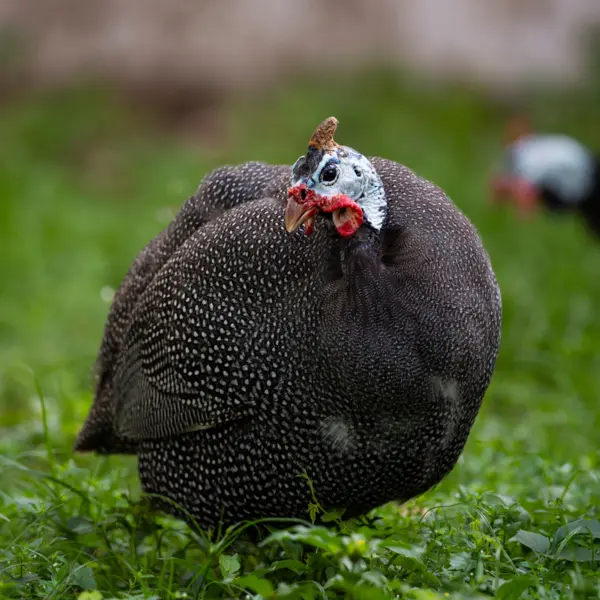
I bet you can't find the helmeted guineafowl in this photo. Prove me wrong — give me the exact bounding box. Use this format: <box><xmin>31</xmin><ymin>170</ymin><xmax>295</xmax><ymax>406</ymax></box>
<box><xmin>75</xmin><ymin>117</ymin><xmax>502</xmax><ymax>531</ymax></box>
<box><xmin>491</xmin><ymin>116</ymin><xmax>600</xmax><ymax>237</ymax></box>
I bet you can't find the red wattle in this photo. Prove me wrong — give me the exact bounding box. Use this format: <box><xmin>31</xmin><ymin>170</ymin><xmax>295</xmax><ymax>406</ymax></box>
<box><xmin>336</xmin><ymin>221</ymin><xmax>359</xmax><ymax>237</ymax></box>
<box><xmin>285</xmin><ymin>186</ymin><xmax>364</xmax><ymax>236</ymax></box>
<box><xmin>316</xmin><ymin>193</ymin><xmax>352</xmax><ymax>213</ymax></box>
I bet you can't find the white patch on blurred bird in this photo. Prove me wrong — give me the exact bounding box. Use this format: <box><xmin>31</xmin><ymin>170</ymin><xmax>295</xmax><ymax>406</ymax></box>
<box><xmin>509</xmin><ymin>134</ymin><xmax>595</xmax><ymax>204</ymax></box>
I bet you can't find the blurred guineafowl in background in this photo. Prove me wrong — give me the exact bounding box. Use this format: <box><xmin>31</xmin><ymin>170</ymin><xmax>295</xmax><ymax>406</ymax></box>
<box><xmin>75</xmin><ymin>117</ymin><xmax>502</xmax><ymax>531</ymax></box>
<box><xmin>491</xmin><ymin>117</ymin><xmax>600</xmax><ymax>237</ymax></box>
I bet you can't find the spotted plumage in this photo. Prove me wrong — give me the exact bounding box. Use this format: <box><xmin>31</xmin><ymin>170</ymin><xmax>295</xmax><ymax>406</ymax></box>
<box><xmin>75</xmin><ymin>118</ymin><xmax>501</xmax><ymax>532</ymax></box>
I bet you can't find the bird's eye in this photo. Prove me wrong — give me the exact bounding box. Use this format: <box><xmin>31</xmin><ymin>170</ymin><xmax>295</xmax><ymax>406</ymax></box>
<box><xmin>353</xmin><ymin>167</ymin><xmax>362</xmax><ymax>177</ymax></box>
<box><xmin>320</xmin><ymin>163</ymin><xmax>339</xmax><ymax>184</ymax></box>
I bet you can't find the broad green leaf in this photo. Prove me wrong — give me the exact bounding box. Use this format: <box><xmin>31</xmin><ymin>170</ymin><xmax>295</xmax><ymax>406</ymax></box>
<box><xmin>77</xmin><ymin>592</ymin><xmax>102</xmax><ymax>600</ymax></box>
<box><xmin>511</xmin><ymin>530</ymin><xmax>550</xmax><ymax>554</ymax></box>
<box><xmin>361</xmin><ymin>570</ymin><xmax>389</xmax><ymax>588</ymax></box>
<box><xmin>71</xmin><ymin>565</ymin><xmax>96</xmax><ymax>591</ymax></box>
<box><xmin>321</xmin><ymin>507</ymin><xmax>346</xmax><ymax>522</ymax></box>
<box><xmin>393</xmin><ymin>555</ymin><xmax>440</xmax><ymax>586</ymax></box>
<box><xmin>558</xmin><ymin>546</ymin><xmax>599</xmax><ymax>562</ymax></box>
<box><xmin>66</xmin><ymin>515</ymin><xmax>94</xmax><ymax>535</ymax></box>
<box><xmin>270</xmin><ymin>559</ymin><xmax>308</xmax><ymax>574</ymax></box>
<box><xmin>238</xmin><ymin>574</ymin><xmax>275</xmax><ymax>598</ymax></box>
<box><xmin>219</xmin><ymin>553</ymin><xmax>241</xmax><ymax>579</ymax></box>
<box><xmin>497</xmin><ymin>576</ymin><xmax>536</xmax><ymax>600</ymax></box>
<box><xmin>264</xmin><ymin>526</ymin><xmax>343</xmax><ymax>554</ymax></box>
<box><xmin>553</xmin><ymin>519</ymin><xmax>600</xmax><ymax>546</ymax></box>
<box><xmin>344</xmin><ymin>584</ymin><xmax>390</xmax><ymax>600</ymax></box>
<box><xmin>386</xmin><ymin>548</ymin><xmax>428</xmax><ymax>573</ymax></box>
<box><xmin>379</xmin><ymin>542</ymin><xmax>425</xmax><ymax>559</ymax></box>
<box><xmin>448</xmin><ymin>552</ymin><xmax>473</xmax><ymax>571</ymax></box>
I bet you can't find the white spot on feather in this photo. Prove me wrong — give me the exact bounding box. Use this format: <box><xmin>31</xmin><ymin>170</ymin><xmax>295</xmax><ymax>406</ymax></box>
<box><xmin>320</xmin><ymin>417</ymin><xmax>353</xmax><ymax>452</ymax></box>
<box><xmin>439</xmin><ymin>378</ymin><xmax>460</xmax><ymax>403</ymax></box>
<box><xmin>182</xmin><ymin>423</ymin><xmax>216</xmax><ymax>433</ymax></box>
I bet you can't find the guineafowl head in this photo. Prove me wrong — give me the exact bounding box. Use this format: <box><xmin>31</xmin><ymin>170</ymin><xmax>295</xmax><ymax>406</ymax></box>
<box><xmin>285</xmin><ymin>117</ymin><xmax>387</xmax><ymax>237</ymax></box>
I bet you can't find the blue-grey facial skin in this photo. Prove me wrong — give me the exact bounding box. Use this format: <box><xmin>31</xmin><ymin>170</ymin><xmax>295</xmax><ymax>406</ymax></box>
<box><xmin>291</xmin><ymin>145</ymin><xmax>387</xmax><ymax>231</ymax></box>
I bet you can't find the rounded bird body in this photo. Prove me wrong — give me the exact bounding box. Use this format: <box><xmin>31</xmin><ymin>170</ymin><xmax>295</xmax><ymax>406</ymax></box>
<box><xmin>76</xmin><ymin>120</ymin><xmax>501</xmax><ymax>531</ymax></box>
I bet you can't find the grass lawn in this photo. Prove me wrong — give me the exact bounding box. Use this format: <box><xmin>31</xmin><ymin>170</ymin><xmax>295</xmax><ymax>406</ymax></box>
<box><xmin>0</xmin><ymin>73</ymin><xmax>599</xmax><ymax>599</ymax></box>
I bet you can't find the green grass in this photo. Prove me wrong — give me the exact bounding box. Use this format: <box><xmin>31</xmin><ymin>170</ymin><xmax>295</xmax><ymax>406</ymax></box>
<box><xmin>1</xmin><ymin>73</ymin><xmax>600</xmax><ymax>599</ymax></box>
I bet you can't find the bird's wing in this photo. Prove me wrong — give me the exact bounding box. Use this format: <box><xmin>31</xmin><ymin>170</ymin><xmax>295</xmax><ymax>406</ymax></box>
<box><xmin>99</xmin><ymin>162</ymin><xmax>290</xmax><ymax>384</ymax></box>
<box><xmin>110</xmin><ymin>196</ymin><xmax>299</xmax><ymax>441</ymax></box>
<box><xmin>74</xmin><ymin>162</ymin><xmax>290</xmax><ymax>452</ymax></box>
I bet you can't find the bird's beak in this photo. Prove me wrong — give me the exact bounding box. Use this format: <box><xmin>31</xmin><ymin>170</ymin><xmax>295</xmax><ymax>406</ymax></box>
<box><xmin>285</xmin><ymin>195</ymin><xmax>317</xmax><ymax>234</ymax></box>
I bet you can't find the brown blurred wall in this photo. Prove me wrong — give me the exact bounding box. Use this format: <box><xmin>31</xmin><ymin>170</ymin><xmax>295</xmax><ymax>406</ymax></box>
<box><xmin>1</xmin><ymin>0</ymin><xmax>599</xmax><ymax>98</ymax></box>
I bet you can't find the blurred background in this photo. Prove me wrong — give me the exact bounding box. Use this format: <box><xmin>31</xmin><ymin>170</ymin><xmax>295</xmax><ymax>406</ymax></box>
<box><xmin>1</xmin><ymin>0</ymin><xmax>599</xmax><ymax>468</ymax></box>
